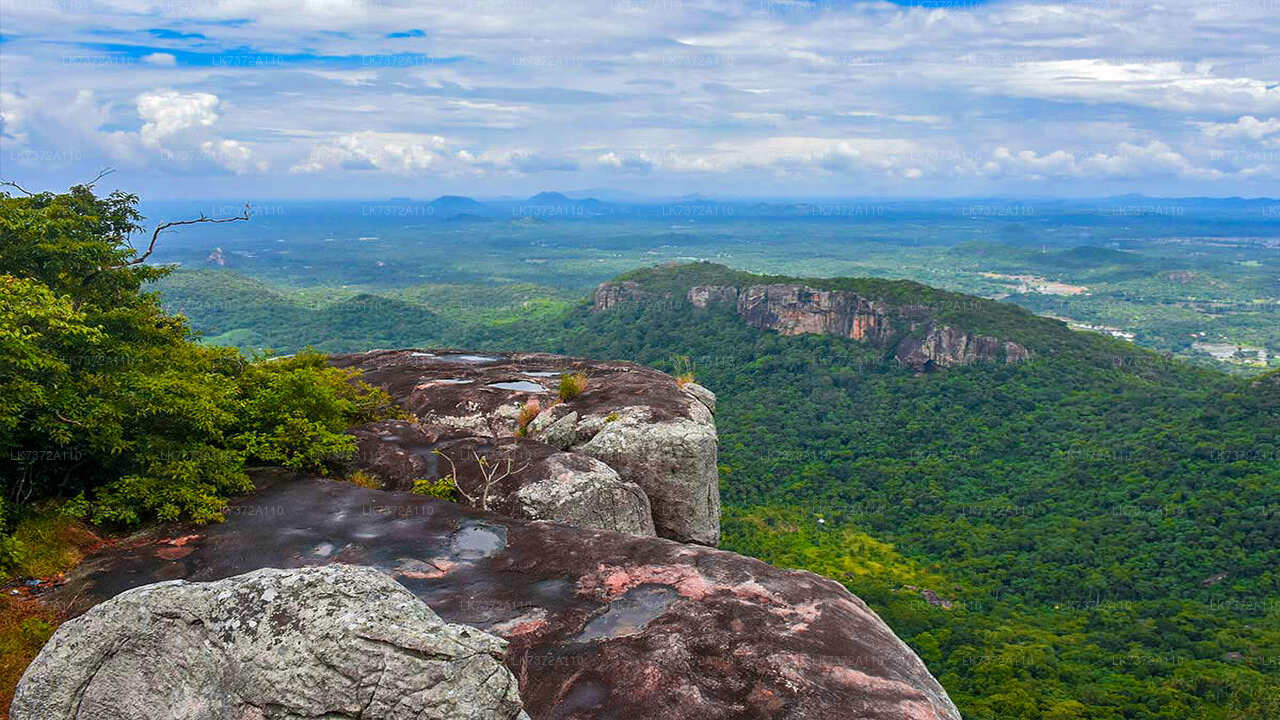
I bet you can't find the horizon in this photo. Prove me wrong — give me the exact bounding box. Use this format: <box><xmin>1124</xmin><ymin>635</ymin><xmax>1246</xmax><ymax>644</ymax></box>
<box><xmin>4</xmin><ymin>1</ymin><xmax>1279</xmax><ymax>200</ymax></box>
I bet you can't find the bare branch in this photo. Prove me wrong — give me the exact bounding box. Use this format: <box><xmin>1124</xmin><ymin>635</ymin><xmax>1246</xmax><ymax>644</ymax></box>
<box><xmin>119</xmin><ymin>202</ymin><xmax>251</xmax><ymax>269</ymax></box>
<box><xmin>83</xmin><ymin>167</ymin><xmax>114</xmax><ymax>189</ymax></box>
<box><xmin>0</xmin><ymin>179</ymin><xmax>35</xmax><ymax>196</ymax></box>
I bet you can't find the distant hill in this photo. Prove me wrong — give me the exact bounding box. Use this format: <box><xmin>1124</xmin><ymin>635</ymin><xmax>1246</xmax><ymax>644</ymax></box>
<box><xmin>427</xmin><ymin>195</ymin><xmax>488</xmax><ymax>217</ymax></box>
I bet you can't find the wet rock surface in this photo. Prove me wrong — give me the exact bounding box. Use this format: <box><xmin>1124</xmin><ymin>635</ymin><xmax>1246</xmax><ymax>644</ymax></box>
<box><xmin>332</xmin><ymin>349</ymin><xmax>719</xmax><ymax>545</ymax></box>
<box><xmin>13</xmin><ymin>564</ymin><xmax>527</xmax><ymax>720</ymax></box>
<box><xmin>48</xmin><ymin>472</ymin><xmax>961</xmax><ymax>720</ymax></box>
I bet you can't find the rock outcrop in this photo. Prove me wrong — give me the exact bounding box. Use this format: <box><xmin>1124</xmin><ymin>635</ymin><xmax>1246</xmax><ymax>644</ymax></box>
<box><xmin>331</xmin><ymin>350</ymin><xmax>720</xmax><ymax>546</ymax></box>
<box><xmin>350</xmin><ymin>421</ymin><xmax>656</xmax><ymax>537</ymax></box>
<box><xmin>600</xmin><ymin>280</ymin><xmax>1030</xmax><ymax>371</ymax></box>
<box><xmin>48</xmin><ymin>471</ymin><xmax>962</xmax><ymax>720</ymax></box>
<box><xmin>13</xmin><ymin>565</ymin><xmax>526</xmax><ymax>720</ymax></box>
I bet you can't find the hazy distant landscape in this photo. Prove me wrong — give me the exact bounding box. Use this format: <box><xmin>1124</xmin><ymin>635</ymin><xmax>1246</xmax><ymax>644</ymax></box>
<box><xmin>146</xmin><ymin>194</ymin><xmax>1280</xmax><ymax>372</ymax></box>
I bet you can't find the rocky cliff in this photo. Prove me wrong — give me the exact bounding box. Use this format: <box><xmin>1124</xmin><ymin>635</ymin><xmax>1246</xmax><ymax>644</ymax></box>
<box><xmin>330</xmin><ymin>349</ymin><xmax>720</xmax><ymax>546</ymax></box>
<box><xmin>38</xmin><ymin>470</ymin><xmax>963</xmax><ymax>720</ymax></box>
<box><xmin>597</xmin><ymin>277</ymin><xmax>1031</xmax><ymax>371</ymax></box>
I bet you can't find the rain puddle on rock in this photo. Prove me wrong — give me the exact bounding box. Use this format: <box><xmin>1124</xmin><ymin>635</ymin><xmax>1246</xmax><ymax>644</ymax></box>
<box><xmin>575</xmin><ymin>584</ymin><xmax>677</xmax><ymax>642</ymax></box>
<box><xmin>449</xmin><ymin>522</ymin><xmax>507</xmax><ymax>560</ymax></box>
<box><xmin>430</xmin><ymin>378</ymin><xmax>473</xmax><ymax>385</ymax></box>
<box><xmin>488</xmin><ymin>381</ymin><xmax>547</xmax><ymax>392</ymax></box>
<box><xmin>437</xmin><ymin>354</ymin><xmax>501</xmax><ymax>364</ymax></box>
<box><xmin>522</xmin><ymin>371</ymin><xmax>562</xmax><ymax>377</ymax></box>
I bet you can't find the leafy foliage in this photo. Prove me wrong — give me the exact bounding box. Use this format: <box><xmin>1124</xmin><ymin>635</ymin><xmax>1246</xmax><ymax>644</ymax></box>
<box><xmin>0</xmin><ymin>185</ymin><xmax>395</xmax><ymax>531</ymax></box>
<box><xmin>557</xmin><ymin>371</ymin><xmax>588</xmax><ymax>400</ymax></box>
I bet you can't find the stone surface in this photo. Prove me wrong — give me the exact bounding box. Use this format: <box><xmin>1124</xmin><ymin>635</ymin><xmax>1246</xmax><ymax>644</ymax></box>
<box><xmin>332</xmin><ymin>349</ymin><xmax>719</xmax><ymax>545</ymax></box>
<box><xmin>349</xmin><ymin>420</ymin><xmax>654</xmax><ymax>536</ymax></box>
<box><xmin>13</xmin><ymin>564</ymin><xmax>526</xmax><ymax>720</ymax></box>
<box><xmin>48</xmin><ymin>472</ymin><xmax>961</xmax><ymax>720</ymax></box>
<box><xmin>595</xmin><ymin>281</ymin><xmax>1030</xmax><ymax>372</ymax></box>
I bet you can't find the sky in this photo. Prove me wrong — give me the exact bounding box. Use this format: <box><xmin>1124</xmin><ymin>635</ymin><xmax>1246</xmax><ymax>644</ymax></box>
<box><xmin>1</xmin><ymin>0</ymin><xmax>1278</xmax><ymax>199</ymax></box>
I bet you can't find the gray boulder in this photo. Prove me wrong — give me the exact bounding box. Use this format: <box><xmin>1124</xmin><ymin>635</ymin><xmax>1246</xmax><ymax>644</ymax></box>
<box><xmin>576</xmin><ymin>404</ymin><xmax>720</xmax><ymax>546</ymax></box>
<box><xmin>515</xmin><ymin>452</ymin><xmax>656</xmax><ymax>536</ymax></box>
<box><xmin>12</xmin><ymin>565</ymin><xmax>527</xmax><ymax>720</ymax></box>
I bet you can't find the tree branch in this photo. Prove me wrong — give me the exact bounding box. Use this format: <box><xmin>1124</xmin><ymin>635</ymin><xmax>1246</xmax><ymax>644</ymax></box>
<box><xmin>0</xmin><ymin>179</ymin><xmax>35</xmax><ymax>196</ymax></box>
<box><xmin>119</xmin><ymin>203</ymin><xmax>251</xmax><ymax>269</ymax></box>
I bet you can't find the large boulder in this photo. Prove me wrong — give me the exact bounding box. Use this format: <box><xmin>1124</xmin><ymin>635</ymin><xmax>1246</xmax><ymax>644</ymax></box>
<box><xmin>49</xmin><ymin>472</ymin><xmax>962</xmax><ymax>720</ymax></box>
<box><xmin>13</xmin><ymin>564</ymin><xmax>526</xmax><ymax>720</ymax></box>
<box><xmin>331</xmin><ymin>349</ymin><xmax>720</xmax><ymax>546</ymax></box>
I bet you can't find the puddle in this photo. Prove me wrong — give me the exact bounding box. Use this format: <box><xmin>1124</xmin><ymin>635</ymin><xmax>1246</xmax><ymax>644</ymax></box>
<box><xmin>430</xmin><ymin>378</ymin><xmax>474</xmax><ymax>385</ymax></box>
<box><xmin>488</xmin><ymin>380</ymin><xmax>547</xmax><ymax>392</ymax></box>
<box><xmin>436</xmin><ymin>353</ymin><xmax>501</xmax><ymax>364</ymax></box>
<box><xmin>575</xmin><ymin>585</ymin><xmax>677</xmax><ymax>642</ymax></box>
<box><xmin>522</xmin><ymin>371</ymin><xmax>562</xmax><ymax>377</ymax></box>
<box><xmin>552</xmin><ymin>680</ymin><xmax>609</xmax><ymax>717</ymax></box>
<box><xmin>410</xmin><ymin>352</ymin><xmax>437</xmax><ymax>358</ymax></box>
<box><xmin>449</xmin><ymin>523</ymin><xmax>507</xmax><ymax>559</ymax></box>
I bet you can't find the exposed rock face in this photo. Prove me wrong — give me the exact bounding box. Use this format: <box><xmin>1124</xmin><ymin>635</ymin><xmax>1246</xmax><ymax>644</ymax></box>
<box><xmin>895</xmin><ymin>325</ymin><xmax>1030</xmax><ymax>370</ymax></box>
<box><xmin>599</xmin><ymin>281</ymin><xmax>1031</xmax><ymax>371</ymax></box>
<box><xmin>332</xmin><ymin>350</ymin><xmax>719</xmax><ymax>546</ymax></box>
<box><xmin>350</xmin><ymin>420</ymin><xmax>655</xmax><ymax>536</ymax></box>
<box><xmin>49</xmin><ymin>472</ymin><xmax>962</xmax><ymax>720</ymax></box>
<box><xmin>13</xmin><ymin>565</ymin><xmax>526</xmax><ymax>720</ymax></box>
<box><xmin>734</xmin><ymin>284</ymin><xmax>906</xmax><ymax>345</ymax></box>
<box><xmin>592</xmin><ymin>280</ymin><xmax>653</xmax><ymax>311</ymax></box>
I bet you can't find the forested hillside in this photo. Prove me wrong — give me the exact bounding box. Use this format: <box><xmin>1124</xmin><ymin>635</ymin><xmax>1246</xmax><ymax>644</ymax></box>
<box><xmin>460</xmin><ymin>263</ymin><xmax>1280</xmax><ymax>720</ymax></box>
<box><xmin>147</xmin><ymin>259</ymin><xmax>1280</xmax><ymax>718</ymax></box>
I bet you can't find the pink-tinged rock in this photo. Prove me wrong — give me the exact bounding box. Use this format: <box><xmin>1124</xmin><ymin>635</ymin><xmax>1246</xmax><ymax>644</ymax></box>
<box><xmin>51</xmin><ymin>471</ymin><xmax>960</xmax><ymax>720</ymax></box>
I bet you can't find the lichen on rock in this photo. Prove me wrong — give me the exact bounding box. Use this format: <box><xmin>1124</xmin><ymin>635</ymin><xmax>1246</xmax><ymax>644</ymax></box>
<box><xmin>12</xmin><ymin>565</ymin><xmax>528</xmax><ymax>720</ymax></box>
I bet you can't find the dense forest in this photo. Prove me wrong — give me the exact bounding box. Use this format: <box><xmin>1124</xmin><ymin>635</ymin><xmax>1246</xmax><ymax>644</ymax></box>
<box><xmin>4</xmin><ymin>185</ymin><xmax>1278</xmax><ymax>719</ymax></box>
<box><xmin>459</xmin><ymin>264</ymin><xmax>1280</xmax><ymax>720</ymax></box>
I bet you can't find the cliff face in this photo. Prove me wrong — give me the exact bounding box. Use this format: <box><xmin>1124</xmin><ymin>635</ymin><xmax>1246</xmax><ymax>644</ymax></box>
<box><xmin>603</xmin><ymin>279</ymin><xmax>1031</xmax><ymax>371</ymax></box>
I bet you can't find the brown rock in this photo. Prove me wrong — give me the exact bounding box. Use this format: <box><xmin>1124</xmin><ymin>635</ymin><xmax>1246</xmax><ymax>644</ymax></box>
<box><xmin>50</xmin><ymin>472</ymin><xmax>961</xmax><ymax>720</ymax></box>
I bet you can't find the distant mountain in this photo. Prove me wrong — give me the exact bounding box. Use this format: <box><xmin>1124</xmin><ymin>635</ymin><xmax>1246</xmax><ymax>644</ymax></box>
<box><xmin>427</xmin><ymin>195</ymin><xmax>487</xmax><ymax>217</ymax></box>
<box><xmin>527</xmin><ymin>191</ymin><xmax>574</xmax><ymax>204</ymax></box>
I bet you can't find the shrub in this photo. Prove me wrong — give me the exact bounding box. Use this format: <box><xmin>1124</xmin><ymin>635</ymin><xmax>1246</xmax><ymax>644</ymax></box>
<box><xmin>346</xmin><ymin>470</ymin><xmax>381</xmax><ymax>489</ymax></box>
<box><xmin>411</xmin><ymin>476</ymin><xmax>458</xmax><ymax>501</ymax></box>
<box><xmin>671</xmin><ymin>354</ymin><xmax>696</xmax><ymax>386</ymax></box>
<box><xmin>557</xmin><ymin>371</ymin><xmax>589</xmax><ymax>401</ymax></box>
<box><xmin>515</xmin><ymin>398</ymin><xmax>541</xmax><ymax>436</ymax></box>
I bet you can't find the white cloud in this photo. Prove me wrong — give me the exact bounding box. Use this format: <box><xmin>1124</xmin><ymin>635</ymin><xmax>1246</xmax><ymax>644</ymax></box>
<box><xmin>290</xmin><ymin>131</ymin><xmax>450</xmax><ymax>174</ymax></box>
<box><xmin>137</xmin><ymin>90</ymin><xmax>219</xmax><ymax>147</ymax></box>
<box><xmin>0</xmin><ymin>0</ymin><xmax>1277</xmax><ymax>194</ymax></box>
<box><xmin>142</xmin><ymin>53</ymin><xmax>177</xmax><ymax>67</ymax></box>
<box><xmin>201</xmin><ymin>139</ymin><xmax>267</xmax><ymax>174</ymax></box>
<box><xmin>1196</xmin><ymin>116</ymin><xmax>1280</xmax><ymax>141</ymax></box>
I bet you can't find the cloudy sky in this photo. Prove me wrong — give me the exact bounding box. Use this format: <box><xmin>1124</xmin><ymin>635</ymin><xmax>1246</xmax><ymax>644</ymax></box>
<box><xmin>1</xmin><ymin>0</ymin><xmax>1278</xmax><ymax>199</ymax></box>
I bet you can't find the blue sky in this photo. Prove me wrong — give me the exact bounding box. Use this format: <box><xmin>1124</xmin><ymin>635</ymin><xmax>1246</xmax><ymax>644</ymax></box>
<box><xmin>1</xmin><ymin>0</ymin><xmax>1278</xmax><ymax>199</ymax></box>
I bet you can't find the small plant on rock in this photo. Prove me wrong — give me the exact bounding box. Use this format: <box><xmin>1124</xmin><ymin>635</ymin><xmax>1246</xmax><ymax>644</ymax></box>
<box><xmin>558</xmin><ymin>371</ymin><xmax>588</xmax><ymax>401</ymax></box>
<box><xmin>411</xmin><ymin>475</ymin><xmax>459</xmax><ymax>501</ymax></box>
<box><xmin>346</xmin><ymin>470</ymin><xmax>381</xmax><ymax>489</ymax></box>
<box><xmin>515</xmin><ymin>398</ymin><xmax>541</xmax><ymax>436</ymax></box>
<box><xmin>671</xmin><ymin>354</ymin><xmax>696</xmax><ymax>386</ymax></box>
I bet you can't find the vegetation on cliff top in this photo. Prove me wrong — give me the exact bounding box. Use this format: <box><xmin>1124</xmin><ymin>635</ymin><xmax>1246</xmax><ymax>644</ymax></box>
<box><xmin>0</xmin><ymin>184</ymin><xmax>396</xmax><ymax>569</ymax></box>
